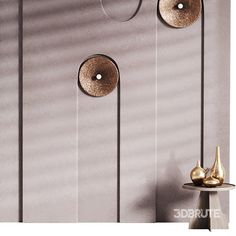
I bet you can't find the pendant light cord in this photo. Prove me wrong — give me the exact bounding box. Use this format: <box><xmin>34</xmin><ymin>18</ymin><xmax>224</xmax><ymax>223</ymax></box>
<box><xmin>18</xmin><ymin>0</ymin><xmax>23</xmax><ymax>223</ymax></box>
<box><xmin>200</xmin><ymin>0</ymin><xmax>205</xmax><ymax>168</ymax></box>
<box><xmin>117</xmin><ymin>81</ymin><xmax>120</xmax><ymax>222</ymax></box>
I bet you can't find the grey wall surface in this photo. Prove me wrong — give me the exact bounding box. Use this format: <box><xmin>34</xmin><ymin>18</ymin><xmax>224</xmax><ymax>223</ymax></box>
<box><xmin>204</xmin><ymin>0</ymin><xmax>230</xmax><ymax>222</ymax></box>
<box><xmin>0</xmin><ymin>0</ymin><xmax>230</xmax><ymax>222</ymax></box>
<box><xmin>0</xmin><ymin>0</ymin><xmax>19</xmax><ymax>222</ymax></box>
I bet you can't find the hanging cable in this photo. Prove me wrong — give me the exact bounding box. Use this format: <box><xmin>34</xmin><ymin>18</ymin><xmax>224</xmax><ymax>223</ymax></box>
<box><xmin>200</xmin><ymin>0</ymin><xmax>205</xmax><ymax>167</ymax></box>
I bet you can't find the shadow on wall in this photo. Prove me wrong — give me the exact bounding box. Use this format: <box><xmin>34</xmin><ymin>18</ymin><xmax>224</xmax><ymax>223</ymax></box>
<box><xmin>135</xmin><ymin>153</ymin><xmax>195</xmax><ymax>222</ymax></box>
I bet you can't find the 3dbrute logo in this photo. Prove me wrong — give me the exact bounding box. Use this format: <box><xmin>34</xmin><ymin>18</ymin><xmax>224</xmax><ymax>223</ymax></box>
<box><xmin>173</xmin><ymin>209</ymin><xmax>221</xmax><ymax>219</ymax></box>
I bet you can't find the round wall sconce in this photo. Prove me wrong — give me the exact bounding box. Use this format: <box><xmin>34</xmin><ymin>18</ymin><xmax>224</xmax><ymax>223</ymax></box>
<box><xmin>158</xmin><ymin>0</ymin><xmax>202</xmax><ymax>28</ymax></box>
<box><xmin>78</xmin><ymin>55</ymin><xmax>119</xmax><ymax>97</ymax></box>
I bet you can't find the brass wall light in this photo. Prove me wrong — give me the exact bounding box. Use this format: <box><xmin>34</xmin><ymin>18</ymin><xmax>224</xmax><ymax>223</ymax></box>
<box><xmin>78</xmin><ymin>55</ymin><xmax>119</xmax><ymax>97</ymax></box>
<box><xmin>158</xmin><ymin>0</ymin><xmax>202</xmax><ymax>28</ymax></box>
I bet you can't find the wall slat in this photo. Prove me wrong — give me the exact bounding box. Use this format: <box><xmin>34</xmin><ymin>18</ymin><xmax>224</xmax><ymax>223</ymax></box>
<box><xmin>0</xmin><ymin>0</ymin><xmax>19</xmax><ymax>222</ymax></box>
<box><xmin>204</xmin><ymin>0</ymin><xmax>230</xmax><ymax>222</ymax></box>
<box><xmin>156</xmin><ymin>3</ymin><xmax>202</xmax><ymax>222</ymax></box>
<box><xmin>119</xmin><ymin>1</ymin><xmax>157</xmax><ymax>222</ymax></box>
<box><xmin>23</xmin><ymin>0</ymin><xmax>81</xmax><ymax>222</ymax></box>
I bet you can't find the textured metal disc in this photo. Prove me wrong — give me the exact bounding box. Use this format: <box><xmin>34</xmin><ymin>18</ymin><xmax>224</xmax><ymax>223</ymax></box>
<box><xmin>78</xmin><ymin>55</ymin><xmax>119</xmax><ymax>97</ymax></box>
<box><xmin>159</xmin><ymin>0</ymin><xmax>201</xmax><ymax>28</ymax></box>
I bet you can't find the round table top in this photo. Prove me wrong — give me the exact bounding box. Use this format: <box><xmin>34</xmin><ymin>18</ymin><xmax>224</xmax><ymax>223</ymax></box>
<box><xmin>183</xmin><ymin>183</ymin><xmax>235</xmax><ymax>192</ymax></box>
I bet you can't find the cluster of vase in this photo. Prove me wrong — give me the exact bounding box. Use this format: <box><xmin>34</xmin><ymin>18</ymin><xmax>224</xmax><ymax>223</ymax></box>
<box><xmin>190</xmin><ymin>146</ymin><xmax>225</xmax><ymax>187</ymax></box>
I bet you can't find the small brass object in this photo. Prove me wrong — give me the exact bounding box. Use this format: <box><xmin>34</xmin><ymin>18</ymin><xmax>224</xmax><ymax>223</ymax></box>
<box><xmin>190</xmin><ymin>160</ymin><xmax>206</xmax><ymax>186</ymax></box>
<box><xmin>78</xmin><ymin>55</ymin><xmax>119</xmax><ymax>97</ymax></box>
<box><xmin>203</xmin><ymin>175</ymin><xmax>221</xmax><ymax>188</ymax></box>
<box><xmin>211</xmin><ymin>146</ymin><xmax>225</xmax><ymax>185</ymax></box>
<box><xmin>158</xmin><ymin>0</ymin><xmax>202</xmax><ymax>28</ymax></box>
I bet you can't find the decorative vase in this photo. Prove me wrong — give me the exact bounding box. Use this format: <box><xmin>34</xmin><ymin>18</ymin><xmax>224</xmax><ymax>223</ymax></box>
<box><xmin>190</xmin><ymin>160</ymin><xmax>206</xmax><ymax>186</ymax></box>
<box><xmin>203</xmin><ymin>175</ymin><xmax>221</xmax><ymax>187</ymax></box>
<box><xmin>211</xmin><ymin>146</ymin><xmax>225</xmax><ymax>185</ymax></box>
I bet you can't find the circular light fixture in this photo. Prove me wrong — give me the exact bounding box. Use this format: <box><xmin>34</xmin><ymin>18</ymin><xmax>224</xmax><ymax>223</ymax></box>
<box><xmin>78</xmin><ymin>55</ymin><xmax>119</xmax><ymax>97</ymax></box>
<box><xmin>158</xmin><ymin>0</ymin><xmax>202</xmax><ymax>28</ymax></box>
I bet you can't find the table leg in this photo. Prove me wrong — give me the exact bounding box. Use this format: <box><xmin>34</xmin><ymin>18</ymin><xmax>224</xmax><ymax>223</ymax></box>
<box><xmin>189</xmin><ymin>191</ymin><xmax>228</xmax><ymax>230</ymax></box>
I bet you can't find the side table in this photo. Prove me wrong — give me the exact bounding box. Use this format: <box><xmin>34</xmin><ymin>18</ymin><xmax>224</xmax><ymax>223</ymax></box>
<box><xmin>183</xmin><ymin>183</ymin><xmax>235</xmax><ymax>230</ymax></box>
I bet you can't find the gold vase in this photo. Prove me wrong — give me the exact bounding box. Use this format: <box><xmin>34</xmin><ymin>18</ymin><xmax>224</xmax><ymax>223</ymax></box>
<box><xmin>203</xmin><ymin>175</ymin><xmax>221</xmax><ymax>188</ymax></box>
<box><xmin>211</xmin><ymin>146</ymin><xmax>225</xmax><ymax>185</ymax></box>
<box><xmin>190</xmin><ymin>160</ymin><xmax>206</xmax><ymax>186</ymax></box>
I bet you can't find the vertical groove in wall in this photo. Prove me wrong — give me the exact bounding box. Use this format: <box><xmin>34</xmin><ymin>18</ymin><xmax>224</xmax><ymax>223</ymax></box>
<box><xmin>155</xmin><ymin>1</ymin><xmax>158</xmax><ymax>222</ymax></box>
<box><xmin>18</xmin><ymin>0</ymin><xmax>23</xmax><ymax>223</ymax></box>
<box><xmin>117</xmin><ymin>81</ymin><xmax>120</xmax><ymax>223</ymax></box>
<box><xmin>200</xmin><ymin>0</ymin><xmax>205</xmax><ymax>168</ymax></box>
